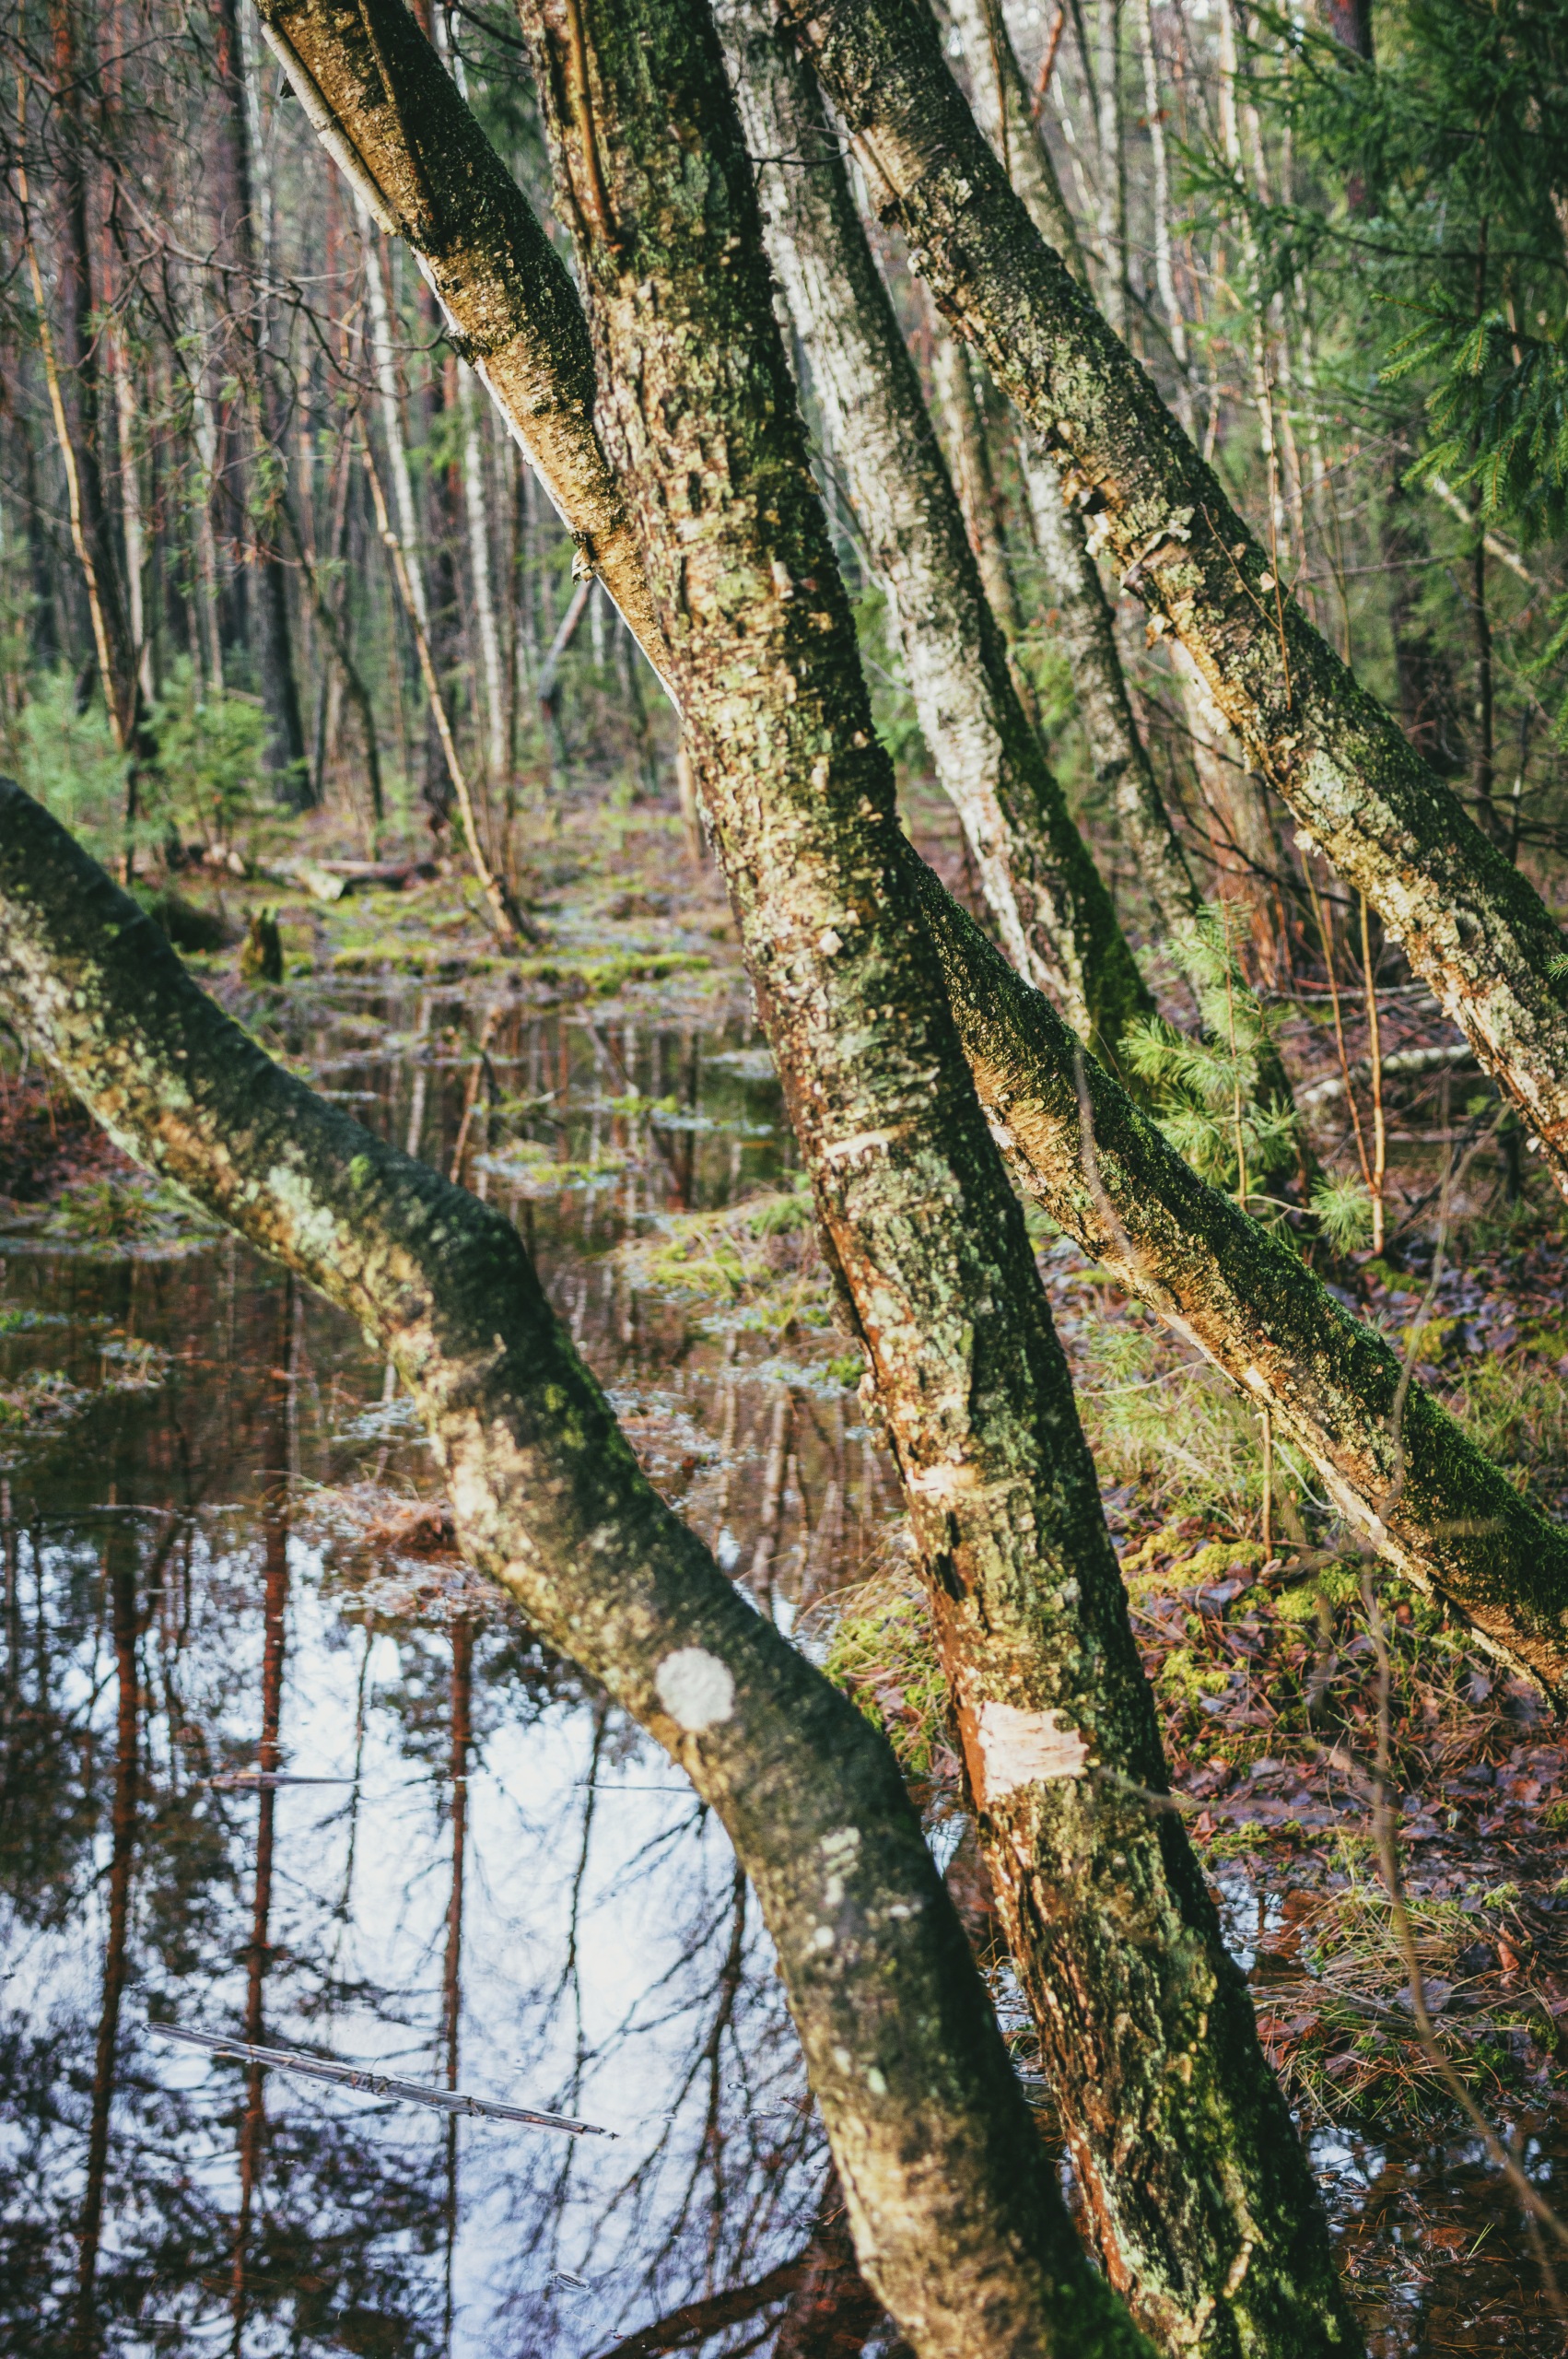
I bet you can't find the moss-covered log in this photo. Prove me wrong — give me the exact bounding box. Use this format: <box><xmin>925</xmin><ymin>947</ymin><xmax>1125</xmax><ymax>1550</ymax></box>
<box><xmin>782</xmin><ymin>0</ymin><xmax>1568</xmax><ymax>1195</ymax></box>
<box><xmin>511</xmin><ymin>2</ymin><xmax>1356</xmax><ymax>2349</ymax></box>
<box><xmin>0</xmin><ymin>777</ymin><xmax>1150</xmax><ymax>2359</ymax></box>
<box><xmin>914</xmin><ymin>864</ymin><xmax>1568</xmax><ymax>1694</ymax></box>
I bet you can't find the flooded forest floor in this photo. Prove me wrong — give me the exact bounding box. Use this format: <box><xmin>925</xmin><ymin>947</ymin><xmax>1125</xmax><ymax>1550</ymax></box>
<box><xmin>2</xmin><ymin>779</ymin><xmax>1566</xmax><ymax>2355</ymax></box>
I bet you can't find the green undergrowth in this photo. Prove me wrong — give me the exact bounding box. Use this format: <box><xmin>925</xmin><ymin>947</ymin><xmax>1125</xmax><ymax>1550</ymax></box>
<box><xmin>815</xmin><ymin>1556</ymin><xmax>951</xmax><ymax>1781</ymax></box>
<box><xmin>616</xmin><ymin>1176</ymin><xmax>839</xmax><ymax>1340</ymax></box>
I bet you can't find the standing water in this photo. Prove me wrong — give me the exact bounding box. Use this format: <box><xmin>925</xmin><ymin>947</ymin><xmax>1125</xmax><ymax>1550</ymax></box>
<box><xmin>0</xmin><ymin>960</ymin><xmax>1559</xmax><ymax>2354</ymax></box>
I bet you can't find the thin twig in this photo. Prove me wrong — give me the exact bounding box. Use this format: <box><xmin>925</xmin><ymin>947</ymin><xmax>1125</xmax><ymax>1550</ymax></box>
<box><xmin>1359</xmin><ymin>894</ymin><xmax>1387</xmax><ymax>1252</ymax></box>
<box><xmin>1031</xmin><ymin>6</ymin><xmax>1067</xmax><ymax>119</ymax></box>
<box><xmin>147</xmin><ymin>2023</ymin><xmax>612</xmax><ymax>2136</ymax></box>
<box><xmin>1358</xmin><ymin>1582</ymin><xmax>1568</xmax><ymax>2278</ymax></box>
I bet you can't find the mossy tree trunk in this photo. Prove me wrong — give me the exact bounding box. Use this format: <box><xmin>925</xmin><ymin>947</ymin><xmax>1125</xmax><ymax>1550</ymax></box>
<box><xmin>0</xmin><ymin>777</ymin><xmax>1149</xmax><ymax>2359</ymax></box>
<box><xmin>783</xmin><ymin>0</ymin><xmax>1568</xmax><ymax>1193</ymax></box>
<box><xmin>265</xmin><ymin>0</ymin><xmax>1560</xmax><ymax>1707</ymax></box>
<box><xmin>510</xmin><ymin>4</ymin><xmax>1356</xmax><ymax>2351</ymax></box>
<box><xmin>716</xmin><ymin>0</ymin><xmax>1148</xmax><ymax>1058</ymax></box>
<box><xmin>913</xmin><ymin>863</ymin><xmax>1568</xmax><ymax>1695</ymax></box>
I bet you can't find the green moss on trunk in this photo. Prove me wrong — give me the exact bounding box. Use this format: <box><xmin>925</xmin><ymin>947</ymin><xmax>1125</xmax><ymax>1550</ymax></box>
<box><xmin>786</xmin><ymin>0</ymin><xmax>1568</xmax><ymax>1196</ymax></box>
<box><xmin>509</xmin><ymin>2</ymin><xmax>1358</xmax><ymax>2347</ymax></box>
<box><xmin>0</xmin><ymin>777</ymin><xmax>1148</xmax><ymax>2359</ymax></box>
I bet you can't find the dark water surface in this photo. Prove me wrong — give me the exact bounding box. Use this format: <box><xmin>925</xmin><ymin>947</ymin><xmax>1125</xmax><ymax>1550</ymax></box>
<box><xmin>0</xmin><ymin>974</ymin><xmax>1558</xmax><ymax>2354</ymax></box>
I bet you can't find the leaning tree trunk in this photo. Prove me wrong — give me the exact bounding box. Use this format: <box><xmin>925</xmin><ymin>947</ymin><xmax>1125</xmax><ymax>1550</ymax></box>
<box><xmin>0</xmin><ymin>778</ymin><xmax>1148</xmax><ymax>2359</ymax></box>
<box><xmin>512</xmin><ymin>3</ymin><xmax>1356</xmax><ymax>2352</ymax></box>
<box><xmin>262</xmin><ymin>0</ymin><xmax>1565</xmax><ymax>1692</ymax></box>
<box><xmin>717</xmin><ymin>0</ymin><xmax>1147</xmax><ymax>1056</ymax></box>
<box><xmin>940</xmin><ymin>0</ymin><xmax>1207</xmax><ymax>963</ymax></box>
<box><xmin>783</xmin><ymin>0</ymin><xmax>1568</xmax><ymax>1193</ymax></box>
<box><xmin>912</xmin><ymin>863</ymin><xmax>1568</xmax><ymax>1694</ymax></box>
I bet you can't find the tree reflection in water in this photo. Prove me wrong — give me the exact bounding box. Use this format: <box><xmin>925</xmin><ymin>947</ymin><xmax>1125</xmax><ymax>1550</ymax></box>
<box><xmin>0</xmin><ymin>991</ymin><xmax>898</xmax><ymax>2356</ymax></box>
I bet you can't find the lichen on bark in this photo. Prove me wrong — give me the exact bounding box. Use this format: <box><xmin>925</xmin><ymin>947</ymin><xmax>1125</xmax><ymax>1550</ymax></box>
<box><xmin>0</xmin><ymin>776</ymin><xmax>1149</xmax><ymax>2359</ymax></box>
<box><xmin>260</xmin><ymin>0</ymin><xmax>1551</xmax><ymax>1796</ymax></box>
<box><xmin>913</xmin><ymin>860</ymin><xmax>1568</xmax><ymax>1695</ymax></box>
<box><xmin>715</xmin><ymin>0</ymin><xmax>1148</xmax><ymax>1063</ymax></box>
<box><xmin>509</xmin><ymin>3</ymin><xmax>1358</xmax><ymax>2349</ymax></box>
<box><xmin>783</xmin><ymin>0</ymin><xmax>1568</xmax><ymax>1196</ymax></box>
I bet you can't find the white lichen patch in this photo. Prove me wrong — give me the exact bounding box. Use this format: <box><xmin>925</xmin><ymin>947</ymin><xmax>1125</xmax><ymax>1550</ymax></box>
<box><xmin>820</xmin><ymin>1824</ymin><xmax>860</xmax><ymax>1907</ymax></box>
<box><xmin>654</xmin><ymin>1646</ymin><xmax>736</xmax><ymax>1731</ymax></box>
<box><xmin>975</xmin><ymin>1700</ymin><xmax>1089</xmax><ymax>1800</ymax></box>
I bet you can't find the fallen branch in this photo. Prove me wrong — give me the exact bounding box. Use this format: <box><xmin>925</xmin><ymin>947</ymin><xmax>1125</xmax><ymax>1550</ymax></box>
<box><xmin>148</xmin><ymin>2022</ymin><xmax>610</xmax><ymax>2135</ymax></box>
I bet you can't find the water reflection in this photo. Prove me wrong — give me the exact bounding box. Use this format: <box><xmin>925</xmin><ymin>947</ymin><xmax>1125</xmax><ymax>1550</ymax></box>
<box><xmin>0</xmin><ymin>977</ymin><xmax>1558</xmax><ymax>2353</ymax></box>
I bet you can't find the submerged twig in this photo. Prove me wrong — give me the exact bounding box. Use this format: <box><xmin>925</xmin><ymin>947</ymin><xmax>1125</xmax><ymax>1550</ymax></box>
<box><xmin>147</xmin><ymin>2023</ymin><xmax>613</xmax><ymax>2136</ymax></box>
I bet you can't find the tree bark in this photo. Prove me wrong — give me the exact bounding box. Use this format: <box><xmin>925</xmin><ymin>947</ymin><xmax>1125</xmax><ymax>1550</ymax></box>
<box><xmin>0</xmin><ymin>776</ymin><xmax>1150</xmax><ymax>2359</ymax></box>
<box><xmin>1092</xmin><ymin>0</ymin><xmax>1128</xmax><ymax>336</ymax></box>
<box><xmin>263</xmin><ymin>0</ymin><xmax>1562</xmax><ymax>1687</ymax></box>
<box><xmin>928</xmin><ymin>329</ymin><xmax>1030</xmax><ymax>694</ymax></box>
<box><xmin>938</xmin><ymin>0</ymin><xmax>1205</xmax><ymax>959</ymax></box>
<box><xmin>461</xmin><ymin>366</ymin><xmax>509</xmax><ymax>783</ymax></box>
<box><xmin>783</xmin><ymin>0</ymin><xmax>1568</xmax><ymax>1194</ymax></box>
<box><xmin>911</xmin><ymin>862</ymin><xmax>1568</xmax><ymax>1695</ymax></box>
<box><xmin>1132</xmin><ymin>0</ymin><xmax>1192</xmax><ymax>424</ymax></box>
<box><xmin>717</xmin><ymin>0</ymin><xmax>1148</xmax><ymax>1052</ymax></box>
<box><xmin>1320</xmin><ymin>0</ymin><xmax>1373</xmax><ymax>62</ymax></box>
<box><xmin>511</xmin><ymin>6</ymin><xmax>1354</xmax><ymax>2351</ymax></box>
<box><xmin>943</xmin><ymin>0</ymin><xmax>1088</xmax><ymax>275</ymax></box>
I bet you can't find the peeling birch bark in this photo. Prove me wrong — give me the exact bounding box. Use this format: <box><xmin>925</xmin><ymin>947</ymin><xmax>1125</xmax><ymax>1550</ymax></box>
<box><xmin>784</xmin><ymin>0</ymin><xmax>1568</xmax><ymax>1194</ymax></box>
<box><xmin>259</xmin><ymin>0</ymin><xmax>1555</xmax><ymax>1699</ymax></box>
<box><xmin>512</xmin><ymin>2</ymin><xmax>1356</xmax><ymax>2348</ymax></box>
<box><xmin>0</xmin><ymin>778</ymin><xmax>1148</xmax><ymax>2359</ymax></box>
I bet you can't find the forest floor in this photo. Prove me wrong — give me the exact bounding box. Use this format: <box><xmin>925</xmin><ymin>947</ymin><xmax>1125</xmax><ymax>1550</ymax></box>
<box><xmin>11</xmin><ymin>774</ymin><xmax>1568</xmax><ymax>2348</ymax></box>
